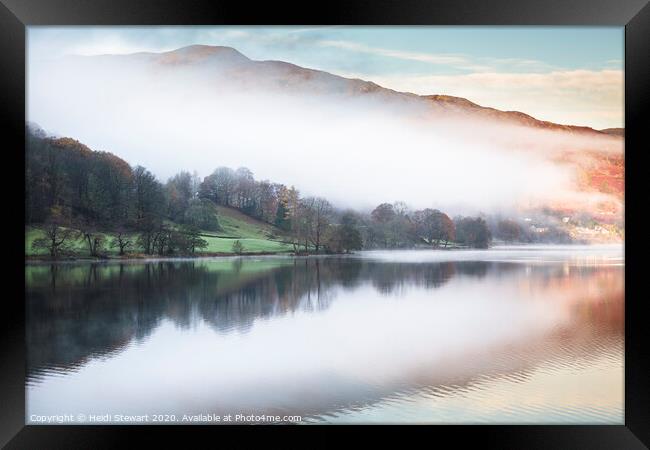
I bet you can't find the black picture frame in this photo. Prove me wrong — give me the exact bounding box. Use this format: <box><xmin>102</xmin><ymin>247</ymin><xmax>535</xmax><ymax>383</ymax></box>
<box><xmin>1</xmin><ymin>0</ymin><xmax>647</xmax><ymax>447</ymax></box>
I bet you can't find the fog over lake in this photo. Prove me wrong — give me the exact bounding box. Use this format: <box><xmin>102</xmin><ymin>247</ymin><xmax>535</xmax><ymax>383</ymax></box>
<box><xmin>26</xmin><ymin>245</ymin><xmax>623</xmax><ymax>424</ymax></box>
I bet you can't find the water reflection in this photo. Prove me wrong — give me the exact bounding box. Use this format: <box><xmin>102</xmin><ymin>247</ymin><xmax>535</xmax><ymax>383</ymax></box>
<box><xmin>25</xmin><ymin>258</ymin><xmax>487</xmax><ymax>374</ymax></box>
<box><xmin>26</xmin><ymin>247</ymin><xmax>624</xmax><ymax>424</ymax></box>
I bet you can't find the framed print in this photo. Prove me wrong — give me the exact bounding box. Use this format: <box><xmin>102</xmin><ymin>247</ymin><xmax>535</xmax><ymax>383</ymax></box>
<box><xmin>1</xmin><ymin>0</ymin><xmax>648</xmax><ymax>448</ymax></box>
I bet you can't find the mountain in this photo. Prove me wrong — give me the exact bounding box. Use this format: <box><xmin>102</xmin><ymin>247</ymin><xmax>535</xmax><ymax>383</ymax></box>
<box><xmin>117</xmin><ymin>45</ymin><xmax>618</xmax><ymax>138</ymax></box>
<box><xmin>51</xmin><ymin>45</ymin><xmax>624</xmax><ymax>222</ymax></box>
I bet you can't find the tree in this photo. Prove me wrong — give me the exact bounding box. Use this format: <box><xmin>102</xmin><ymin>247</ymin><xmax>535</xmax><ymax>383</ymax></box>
<box><xmin>86</xmin><ymin>152</ymin><xmax>134</xmax><ymax>225</ymax></box>
<box><xmin>183</xmin><ymin>198</ymin><xmax>221</xmax><ymax>231</ymax></box>
<box><xmin>387</xmin><ymin>202</ymin><xmax>417</xmax><ymax>248</ymax></box>
<box><xmin>471</xmin><ymin>217</ymin><xmax>492</xmax><ymax>249</ymax></box>
<box><xmin>233</xmin><ymin>167</ymin><xmax>257</xmax><ymax>214</ymax></box>
<box><xmin>437</xmin><ymin>213</ymin><xmax>455</xmax><ymax>247</ymax></box>
<box><xmin>80</xmin><ymin>229</ymin><xmax>106</xmax><ymax>257</ymax></box>
<box><xmin>110</xmin><ymin>230</ymin><xmax>133</xmax><ymax>256</ymax></box>
<box><xmin>371</xmin><ymin>203</ymin><xmax>396</xmax><ymax>224</ymax></box>
<box><xmin>279</xmin><ymin>186</ymin><xmax>306</xmax><ymax>252</ymax></box>
<box><xmin>369</xmin><ymin>203</ymin><xmax>395</xmax><ymax>247</ymax></box>
<box><xmin>232</xmin><ymin>240</ymin><xmax>244</xmax><ymax>255</ymax></box>
<box><xmin>26</xmin><ymin>127</ymin><xmax>133</xmax><ymax>227</ymax></box>
<box><xmin>257</xmin><ymin>180</ymin><xmax>279</xmax><ymax>224</ymax></box>
<box><xmin>200</xmin><ymin>167</ymin><xmax>236</xmax><ymax>206</ymax></box>
<box><xmin>132</xmin><ymin>166</ymin><xmax>166</xmax><ymax>254</ymax></box>
<box><xmin>166</xmin><ymin>171</ymin><xmax>195</xmax><ymax>222</ymax></box>
<box><xmin>302</xmin><ymin>196</ymin><xmax>333</xmax><ymax>253</ymax></box>
<box><xmin>392</xmin><ymin>201</ymin><xmax>409</xmax><ymax>217</ymax></box>
<box><xmin>455</xmin><ymin>216</ymin><xmax>491</xmax><ymax>249</ymax></box>
<box><xmin>326</xmin><ymin>211</ymin><xmax>363</xmax><ymax>253</ymax></box>
<box><xmin>76</xmin><ymin>216</ymin><xmax>108</xmax><ymax>257</ymax></box>
<box><xmin>31</xmin><ymin>211</ymin><xmax>78</xmax><ymax>258</ymax></box>
<box><xmin>274</xmin><ymin>185</ymin><xmax>292</xmax><ymax>231</ymax></box>
<box><xmin>136</xmin><ymin>223</ymin><xmax>168</xmax><ymax>255</ymax></box>
<box><xmin>497</xmin><ymin>219</ymin><xmax>522</xmax><ymax>243</ymax></box>
<box><xmin>367</xmin><ymin>202</ymin><xmax>417</xmax><ymax>249</ymax></box>
<box><xmin>132</xmin><ymin>165</ymin><xmax>166</xmax><ymax>230</ymax></box>
<box><xmin>181</xmin><ymin>225</ymin><xmax>208</xmax><ymax>254</ymax></box>
<box><xmin>148</xmin><ymin>224</ymin><xmax>182</xmax><ymax>255</ymax></box>
<box><xmin>414</xmin><ymin>209</ymin><xmax>455</xmax><ymax>247</ymax></box>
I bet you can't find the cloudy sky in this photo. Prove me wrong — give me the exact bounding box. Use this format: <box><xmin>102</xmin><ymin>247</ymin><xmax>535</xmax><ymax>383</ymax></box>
<box><xmin>28</xmin><ymin>26</ymin><xmax>623</xmax><ymax>129</ymax></box>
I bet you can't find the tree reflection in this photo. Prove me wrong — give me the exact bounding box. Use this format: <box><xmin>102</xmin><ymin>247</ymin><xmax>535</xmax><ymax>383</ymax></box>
<box><xmin>25</xmin><ymin>257</ymin><xmax>615</xmax><ymax>381</ymax></box>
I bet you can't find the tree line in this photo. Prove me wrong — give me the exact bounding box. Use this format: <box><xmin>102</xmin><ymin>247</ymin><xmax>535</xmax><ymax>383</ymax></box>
<box><xmin>359</xmin><ymin>202</ymin><xmax>491</xmax><ymax>250</ymax></box>
<box><xmin>25</xmin><ymin>126</ymin><xmax>493</xmax><ymax>258</ymax></box>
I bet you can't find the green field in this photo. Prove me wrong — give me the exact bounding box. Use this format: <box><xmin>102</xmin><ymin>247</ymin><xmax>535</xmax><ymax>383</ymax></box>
<box><xmin>26</xmin><ymin>206</ymin><xmax>294</xmax><ymax>258</ymax></box>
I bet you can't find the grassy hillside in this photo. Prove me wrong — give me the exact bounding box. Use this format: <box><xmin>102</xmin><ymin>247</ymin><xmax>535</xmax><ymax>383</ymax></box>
<box><xmin>199</xmin><ymin>206</ymin><xmax>293</xmax><ymax>253</ymax></box>
<box><xmin>26</xmin><ymin>206</ymin><xmax>294</xmax><ymax>258</ymax></box>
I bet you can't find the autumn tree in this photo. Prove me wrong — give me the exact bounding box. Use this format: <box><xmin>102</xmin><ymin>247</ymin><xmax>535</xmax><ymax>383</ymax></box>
<box><xmin>280</xmin><ymin>186</ymin><xmax>307</xmax><ymax>253</ymax></box>
<box><xmin>414</xmin><ymin>209</ymin><xmax>455</xmax><ymax>247</ymax></box>
<box><xmin>274</xmin><ymin>185</ymin><xmax>292</xmax><ymax>231</ymax></box>
<box><xmin>25</xmin><ymin>127</ymin><xmax>133</xmax><ymax>227</ymax></box>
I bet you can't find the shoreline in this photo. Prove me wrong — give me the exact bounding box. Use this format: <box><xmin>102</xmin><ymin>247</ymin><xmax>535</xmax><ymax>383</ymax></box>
<box><xmin>24</xmin><ymin>242</ymin><xmax>624</xmax><ymax>264</ymax></box>
<box><xmin>24</xmin><ymin>251</ymin><xmax>294</xmax><ymax>264</ymax></box>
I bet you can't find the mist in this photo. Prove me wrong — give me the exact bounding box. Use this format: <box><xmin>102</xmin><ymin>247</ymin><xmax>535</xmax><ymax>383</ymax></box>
<box><xmin>27</xmin><ymin>51</ymin><xmax>622</xmax><ymax>215</ymax></box>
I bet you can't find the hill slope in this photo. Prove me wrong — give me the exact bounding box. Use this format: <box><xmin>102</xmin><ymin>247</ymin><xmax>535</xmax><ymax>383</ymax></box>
<box><xmin>198</xmin><ymin>206</ymin><xmax>293</xmax><ymax>254</ymax></box>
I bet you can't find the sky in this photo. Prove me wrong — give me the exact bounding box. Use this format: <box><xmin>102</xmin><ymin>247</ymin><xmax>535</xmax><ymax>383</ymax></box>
<box><xmin>28</xmin><ymin>26</ymin><xmax>624</xmax><ymax>129</ymax></box>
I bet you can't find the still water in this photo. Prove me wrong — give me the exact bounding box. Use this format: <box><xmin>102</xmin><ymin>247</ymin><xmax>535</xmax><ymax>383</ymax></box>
<box><xmin>25</xmin><ymin>246</ymin><xmax>624</xmax><ymax>424</ymax></box>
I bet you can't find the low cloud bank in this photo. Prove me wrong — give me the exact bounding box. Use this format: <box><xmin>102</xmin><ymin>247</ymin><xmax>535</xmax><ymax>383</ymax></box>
<box><xmin>28</xmin><ymin>54</ymin><xmax>622</xmax><ymax>215</ymax></box>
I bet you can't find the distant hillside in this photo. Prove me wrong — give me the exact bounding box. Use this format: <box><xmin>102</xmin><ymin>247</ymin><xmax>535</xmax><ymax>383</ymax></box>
<box><xmin>422</xmin><ymin>94</ymin><xmax>618</xmax><ymax>137</ymax></box>
<box><xmin>87</xmin><ymin>45</ymin><xmax>619</xmax><ymax>138</ymax></box>
<box><xmin>599</xmin><ymin>128</ymin><xmax>625</xmax><ymax>137</ymax></box>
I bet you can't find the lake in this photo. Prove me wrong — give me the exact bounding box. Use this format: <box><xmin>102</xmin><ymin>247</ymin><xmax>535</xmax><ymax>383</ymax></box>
<box><xmin>25</xmin><ymin>245</ymin><xmax>624</xmax><ymax>424</ymax></box>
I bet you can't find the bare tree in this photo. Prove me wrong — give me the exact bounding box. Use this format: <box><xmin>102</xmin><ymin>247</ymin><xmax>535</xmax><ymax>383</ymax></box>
<box><xmin>31</xmin><ymin>219</ymin><xmax>78</xmax><ymax>259</ymax></box>
<box><xmin>303</xmin><ymin>196</ymin><xmax>333</xmax><ymax>253</ymax></box>
<box><xmin>110</xmin><ymin>230</ymin><xmax>133</xmax><ymax>255</ymax></box>
<box><xmin>79</xmin><ymin>221</ymin><xmax>106</xmax><ymax>257</ymax></box>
